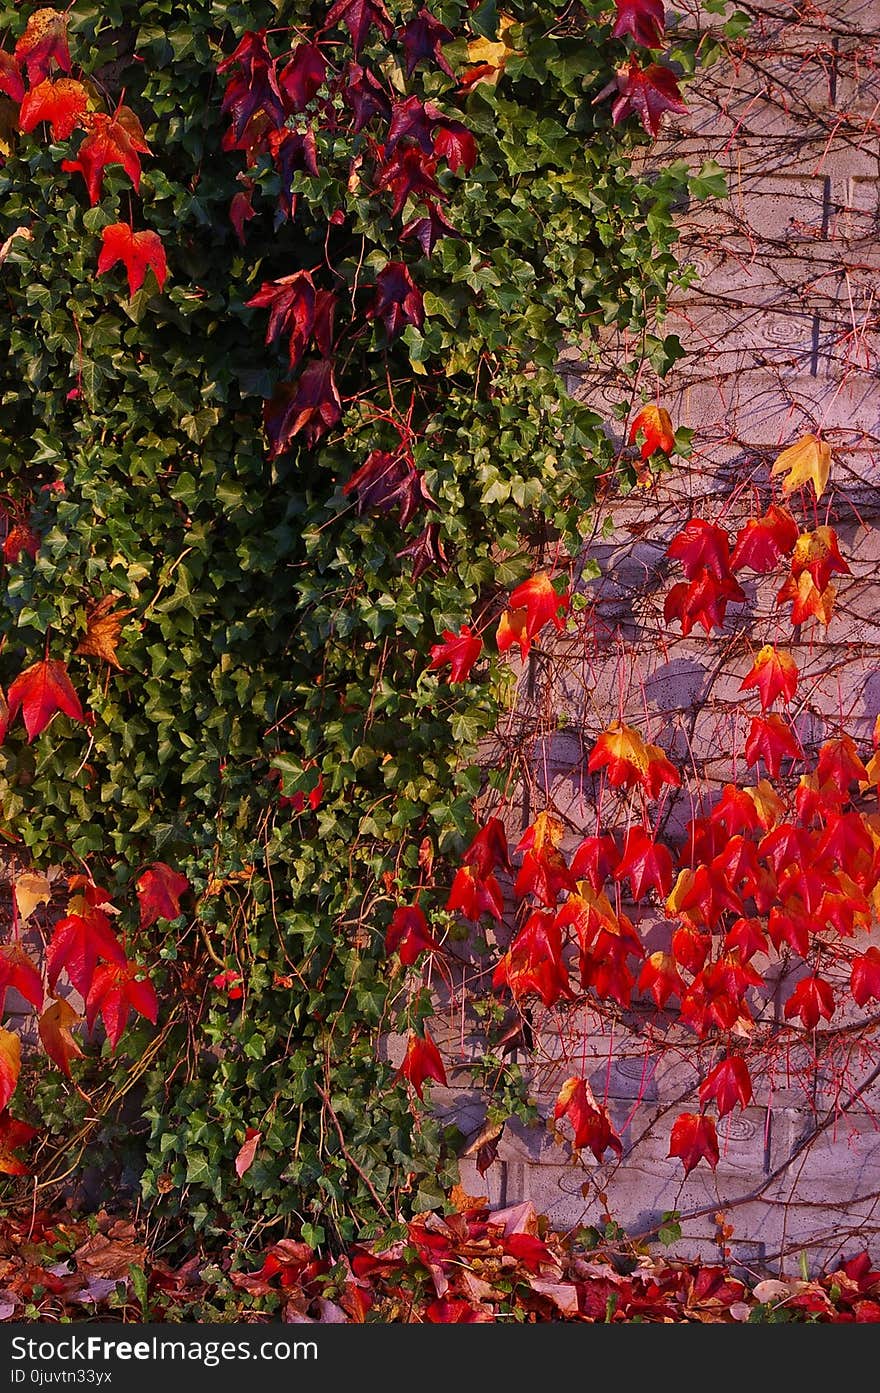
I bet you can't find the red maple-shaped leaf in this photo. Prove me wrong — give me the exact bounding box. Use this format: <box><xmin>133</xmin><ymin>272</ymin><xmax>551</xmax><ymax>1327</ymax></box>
<box><xmin>324</xmin><ymin>0</ymin><xmax>394</xmax><ymax>53</ymax></box>
<box><xmin>852</xmin><ymin>948</ymin><xmax>880</xmax><ymax>1008</ymax></box>
<box><xmin>15</xmin><ymin>8</ymin><xmax>71</xmax><ymax>83</ymax></box>
<box><xmin>0</xmin><ymin>1110</ymin><xmax>38</xmax><ymax>1176</ymax></box>
<box><xmin>637</xmin><ymin>950</ymin><xmax>684</xmax><ymax>1007</ymax></box>
<box><xmin>218</xmin><ymin>31</ymin><xmax>285</xmax><ymax>140</ymax></box>
<box><xmin>229</xmin><ymin>185</ymin><xmax>256</xmax><ymax>243</ymax></box>
<box><xmin>344</xmin><ymin>450</ymin><xmax>436</xmax><ymax>526</ymax></box>
<box><xmin>776</xmin><ymin>571</ymin><xmax>837</xmax><ymax>627</ymax></box>
<box><xmin>744</xmin><ymin>714</ymin><xmax>803</xmax><ymax>778</ymax></box>
<box><xmin>0</xmin><ymin>1029</ymin><xmax>21</xmax><ymax>1112</ymax></box>
<box><xmin>666</xmin><ymin>518</ymin><xmax>732</xmax><ymax>580</ymax></box>
<box><xmin>19</xmin><ymin>77</ymin><xmax>89</xmax><ymax>140</ymax></box>
<box><xmin>46</xmin><ymin>908</ymin><xmax>125</xmax><ymax>997</ymax></box>
<box><xmin>462</xmin><ymin>817</ymin><xmax>511</xmax><ymax>876</ymax></box>
<box><xmin>699</xmin><ymin>1055</ymin><xmax>752</xmax><ymax>1117</ymax></box>
<box><xmin>670</xmin><ymin>922</ymin><xmax>710</xmax><ymax>975</ymax></box>
<box><xmin>400</xmin><ymin>201</ymin><xmax>461</xmax><ymax>257</ymax></box>
<box><xmin>366</xmin><ymin>261</ymin><xmax>424</xmax><ymax>338</ymax></box>
<box><xmin>790</xmin><ymin>526</ymin><xmax>849</xmax><ymax>592</ymax></box>
<box><xmin>553</xmin><ymin>1077</ymin><xmax>623</xmax><ymax>1162</ymax></box>
<box><xmin>493</xmin><ymin>909</ymin><xmax>571</xmax><ymax>1007</ymax></box>
<box><xmin>668</xmin><ymin>1111</ymin><xmax>719</xmax><ymax>1174</ymax></box>
<box><xmin>341</xmin><ymin>60</ymin><xmax>391</xmax><ymax>130</ymax></box>
<box><xmin>62</xmin><ymin>107</ymin><xmax>150</xmax><ymax>205</ymax></box>
<box><xmin>427</xmin><ymin>625</ymin><xmax>482</xmax><ymax>682</ymax></box>
<box><xmin>663</xmin><ymin>571</ymin><xmax>744</xmax><ymax>636</ymax></box>
<box><xmin>7</xmin><ymin>658</ymin><xmax>86</xmax><ymax>742</ymax></box>
<box><xmin>0</xmin><ymin>944</ymin><xmax>43</xmax><ymax>1013</ymax></box>
<box><xmin>817</xmin><ymin>734</ymin><xmax>868</xmax><ymax>793</ymax></box>
<box><xmin>614</xmin><ymin>825</ymin><xmax>673</xmax><ymax>900</ymax></box>
<box><xmin>385</xmin><ymin>904</ymin><xmax>442</xmax><ymax>965</ymax></box>
<box><xmin>398</xmin><ymin>1029</ymin><xmax>447</xmax><ymax>1099</ymax></box>
<box><xmin>784</xmin><ymin>974</ymin><xmax>834</xmax><ymax>1030</ymax></box>
<box><xmin>588</xmin><ymin>721</ymin><xmax>680</xmax><ymax>797</ymax></box>
<box><xmin>514</xmin><ymin>812</ymin><xmax>575</xmax><ymax>906</ymax></box>
<box><xmin>497</xmin><ymin>572</ymin><xmax>570</xmax><ymax>659</ymax></box>
<box><xmin>137</xmin><ymin>862</ymin><xmax>190</xmax><ymax>928</ymax></box>
<box><xmin>446</xmin><ymin>864</ymin><xmax>503</xmax><ymax>921</ymax></box>
<box><xmin>268</xmin><ymin>126</ymin><xmax>319</xmax><ymax>219</ymax></box>
<box><xmin>279</xmin><ymin>42</ymin><xmax>327</xmax><ymax>111</ymax></box>
<box><xmin>612</xmin><ymin>0</ymin><xmax>665</xmax><ymax>46</ymax></box>
<box><xmin>570</xmin><ymin>833</ymin><xmax>619</xmax><ymax>891</ymax></box>
<box><xmin>724</xmin><ymin>916</ymin><xmax>768</xmax><ymax>961</ymax></box>
<box><xmin>246</xmin><ymin>270</ymin><xmax>316</xmax><ymax>368</ymax></box>
<box><xmin>400</xmin><ymin>9</ymin><xmax>455</xmax><ymax>77</ymax></box>
<box><xmin>375</xmin><ymin>144</ymin><xmax>444</xmax><ymax>217</ymax></box>
<box><xmin>85</xmin><ymin>960</ymin><xmax>158</xmax><ymax>1051</ymax></box>
<box><xmin>740</xmin><ymin>645</ymin><xmax>798</xmax><ymax>710</ymax></box>
<box><xmin>386</xmin><ymin>94</ymin><xmax>445</xmax><ymax>154</ymax></box>
<box><xmin>433</xmin><ymin>121</ymin><xmax>478</xmax><ymax>174</ymax></box>
<box><xmin>0</xmin><ymin>53</ymin><xmax>25</xmax><ymax>105</ymax></box>
<box><xmin>264</xmin><ymin>360</ymin><xmax>342</xmax><ymax>456</ymax></box>
<box><xmin>97</xmin><ymin>223</ymin><xmax>167</xmax><ymax>298</ymax></box>
<box><xmin>731</xmin><ymin>503</ymin><xmax>798</xmax><ymax>573</ymax></box>
<box><xmin>608</xmin><ymin>57</ymin><xmax>687</xmax><ymax>137</ymax></box>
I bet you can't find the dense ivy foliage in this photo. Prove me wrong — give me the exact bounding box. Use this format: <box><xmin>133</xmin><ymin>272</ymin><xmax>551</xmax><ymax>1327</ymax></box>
<box><xmin>0</xmin><ymin>0</ymin><xmax>722</xmax><ymax>1243</ymax></box>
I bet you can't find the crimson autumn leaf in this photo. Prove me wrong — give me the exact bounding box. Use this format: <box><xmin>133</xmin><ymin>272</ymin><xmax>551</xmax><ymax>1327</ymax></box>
<box><xmin>385</xmin><ymin>904</ymin><xmax>442</xmax><ymax>965</ymax></box>
<box><xmin>386</xmin><ymin>94</ymin><xmax>446</xmax><ymax>154</ymax></box>
<box><xmin>7</xmin><ymin>658</ymin><xmax>86</xmax><ymax>742</ymax></box>
<box><xmin>851</xmin><ymin>948</ymin><xmax>880</xmax><ymax>1007</ymax></box>
<box><xmin>569</xmin><ymin>834</ymin><xmax>618</xmax><ymax>892</ymax></box>
<box><xmin>344</xmin><ymin>450</ymin><xmax>436</xmax><ymax>526</ymax></box>
<box><xmin>19</xmin><ymin>77</ymin><xmax>89</xmax><ymax>140</ymax></box>
<box><xmin>588</xmin><ymin>721</ymin><xmax>680</xmax><ymax>797</ymax></box>
<box><xmin>0</xmin><ymin>53</ymin><xmax>25</xmax><ymax>105</ymax></box>
<box><xmin>612</xmin><ymin>0</ymin><xmax>665</xmax><ymax>47</ymax></box>
<box><xmin>86</xmin><ymin>960</ymin><xmax>158</xmax><ymax>1051</ymax></box>
<box><xmin>493</xmin><ymin>909</ymin><xmax>571</xmax><ymax>1007</ymax></box>
<box><xmin>396</xmin><ymin>521</ymin><xmax>448</xmax><ymax>580</ymax></box>
<box><xmin>670</xmin><ymin>922</ymin><xmax>710</xmax><ymax>974</ymax></box>
<box><xmin>400</xmin><ymin>9</ymin><xmax>455</xmax><ymax>76</ymax></box>
<box><xmin>607</xmin><ymin>57</ymin><xmax>687</xmax><ymax>137</ymax></box>
<box><xmin>731</xmin><ymin>503</ymin><xmax>799</xmax><ymax>573</ymax></box>
<box><xmin>279</xmin><ymin>43</ymin><xmax>327</xmax><ymax>111</ymax></box>
<box><xmin>497</xmin><ymin>572</ymin><xmax>570</xmax><ymax>660</ymax></box>
<box><xmin>367</xmin><ymin>261</ymin><xmax>424</xmax><ymax>338</ymax></box>
<box><xmin>433</xmin><ymin>121</ymin><xmax>478</xmax><ymax>174</ymax></box>
<box><xmin>709</xmin><ymin>784</ymin><xmax>763</xmax><ymax>838</ymax></box>
<box><xmin>269</xmin><ymin>127</ymin><xmax>320</xmax><ymax>220</ymax></box>
<box><xmin>398</xmin><ymin>1029</ymin><xmax>447</xmax><ymax>1099</ymax></box>
<box><xmin>62</xmin><ymin>107</ymin><xmax>150</xmax><ymax>205</ymax></box>
<box><xmin>400</xmin><ymin>201</ymin><xmax>461</xmax><ymax>256</ymax></box>
<box><xmin>744</xmin><ymin>714</ymin><xmax>803</xmax><ymax>779</ymax></box>
<box><xmin>724</xmin><ymin>916</ymin><xmax>768</xmax><ymax>960</ymax></box>
<box><xmin>14</xmin><ymin>8</ymin><xmax>71</xmax><ymax>84</ymax></box>
<box><xmin>784</xmin><ymin>974</ymin><xmax>834</xmax><ymax>1030</ymax></box>
<box><xmin>817</xmin><ymin>734</ymin><xmax>868</xmax><ymax>793</ymax></box>
<box><xmin>376</xmin><ymin>144</ymin><xmax>444</xmax><ymax>216</ymax></box>
<box><xmin>264</xmin><ymin>360</ymin><xmax>342</xmax><ymax>456</ymax></box>
<box><xmin>230</xmin><ymin>185</ymin><xmax>256</xmax><ymax>243</ymax></box>
<box><xmin>0</xmin><ymin>1110</ymin><xmax>38</xmax><ymax>1176</ymax></box>
<box><xmin>246</xmin><ymin>270</ymin><xmax>317</xmax><ymax>368</ymax></box>
<box><xmin>446</xmin><ymin>864</ymin><xmax>503</xmax><ymax>920</ymax></box>
<box><xmin>666</xmin><ymin>518</ymin><xmax>731</xmax><ymax>580</ymax></box>
<box><xmin>0</xmin><ymin>1028</ymin><xmax>21</xmax><ymax>1111</ymax></box>
<box><xmin>219</xmin><ymin>31</ymin><xmax>285</xmax><ymax>140</ymax></box>
<box><xmin>324</xmin><ymin>0</ymin><xmax>394</xmax><ymax>53</ymax></box>
<box><xmin>663</xmin><ymin>571</ymin><xmax>745</xmax><ymax>636</ymax></box>
<box><xmin>427</xmin><ymin>625</ymin><xmax>482</xmax><ymax>682</ymax></box>
<box><xmin>740</xmin><ymin>645</ymin><xmax>798</xmax><ymax>710</ymax></box>
<box><xmin>0</xmin><ymin>944</ymin><xmax>43</xmax><ymax>1013</ymax></box>
<box><xmin>97</xmin><ymin>223</ymin><xmax>167</xmax><ymax>298</ymax></box>
<box><xmin>340</xmin><ymin>61</ymin><xmax>391</xmax><ymax>130</ymax></box>
<box><xmin>614</xmin><ymin>825</ymin><xmax>673</xmax><ymax>900</ymax></box>
<box><xmin>46</xmin><ymin>909</ymin><xmax>125</xmax><ymax>996</ymax></box>
<box><xmin>4</xmin><ymin>520</ymin><xmax>40</xmax><ymax>563</ymax></box>
<box><xmin>629</xmin><ymin>403</ymin><xmax>674</xmax><ymax>458</ymax></box>
<box><xmin>514</xmin><ymin>812</ymin><xmax>575</xmax><ymax>907</ymax></box>
<box><xmin>462</xmin><ymin>817</ymin><xmax>512</xmax><ymax>877</ymax></box>
<box><xmin>553</xmin><ymin>1078</ymin><xmax>622</xmax><ymax>1162</ymax></box>
<box><xmin>38</xmin><ymin>998</ymin><xmax>84</xmax><ymax>1077</ymax></box>
<box><xmin>699</xmin><ymin>1055</ymin><xmax>752</xmax><ymax>1117</ymax></box>
<box><xmin>668</xmin><ymin>1112</ymin><xmax>719</xmax><ymax>1174</ymax></box>
<box><xmin>637</xmin><ymin>950</ymin><xmax>684</xmax><ymax>1007</ymax></box>
<box><xmin>137</xmin><ymin>861</ymin><xmax>190</xmax><ymax>928</ymax></box>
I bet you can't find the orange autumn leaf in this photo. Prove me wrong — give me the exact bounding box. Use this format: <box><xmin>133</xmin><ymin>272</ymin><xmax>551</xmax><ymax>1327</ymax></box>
<box><xmin>588</xmin><ymin>721</ymin><xmax>680</xmax><ymax>798</ymax></box>
<box><xmin>790</xmin><ymin>526</ymin><xmax>849</xmax><ymax>591</ymax></box>
<box><xmin>0</xmin><ymin>1028</ymin><xmax>21</xmax><ymax>1111</ymax></box>
<box><xmin>19</xmin><ymin>76</ymin><xmax>89</xmax><ymax>140</ymax></box>
<box><xmin>0</xmin><ymin>1110</ymin><xmax>37</xmax><ymax>1176</ymax></box>
<box><xmin>14</xmin><ymin>8</ymin><xmax>71</xmax><ymax>83</ymax></box>
<box><xmin>76</xmin><ymin>595</ymin><xmax>134</xmax><ymax>669</ymax></box>
<box><xmin>39</xmin><ymin>998</ymin><xmax>85</xmax><ymax>1077</ymax></box>
<box><xmin>629</xmin><ymin>404</ymin><xmax>675</xmax><ymax>459</ymax></box>
<box><xmin>770</xmin><ymin>432</ymin><xmax>831</xmax><ymax>501</ymax></box>
<box><xmin>97</xmin><ymin>223</ymin><xmax>168</xmax><ymax>299</ymax></box>
<box><xmin>777</xmin><ymin>571</ymin><xmax>836</xmax><ymax>626</ymax></box>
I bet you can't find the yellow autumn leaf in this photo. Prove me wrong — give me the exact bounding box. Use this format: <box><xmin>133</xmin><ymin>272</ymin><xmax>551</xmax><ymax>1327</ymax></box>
<box><xmin>14</xmin><ymin>871</ymin><xmax>51</xmax><ymax>922</ymax></box>
<box><xmin>464</xmin><ymin>14</ymin><xmax>518</xmax><ymax>84</ymax></box>
<box><xmin>742</xmin><ymin>779</ymin><xmax>785</xmax><ymax>830</ymax></box>
<box><xmin>770</xmin><ymin>432</ymin><xmax>831</xmax><ymax>500</ymax></box>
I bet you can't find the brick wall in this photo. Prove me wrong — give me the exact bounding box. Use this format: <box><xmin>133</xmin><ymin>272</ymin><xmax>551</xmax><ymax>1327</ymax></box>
<box><xmin>438</xmin><ymin>0</ymin><xmax>880</xmax><ymax>1273</ymax></box>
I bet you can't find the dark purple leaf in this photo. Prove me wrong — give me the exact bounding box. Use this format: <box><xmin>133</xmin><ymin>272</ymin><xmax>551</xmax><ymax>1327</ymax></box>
<box><xmin>264</xmin><ymin>360</ymin><xmax>342</xmax><ymax>456</ymax></box>
<box><xmin>279</xmin><ymin>42</ymin><xmax>327</xmax><ymax>111</ymax></box>
<box><xmin>367</xmin><ymin>261</ymin><xmax>425</xmax><ymax>338</ymax></box>
<box><xmin>400</xmin><ymin>201</ymin><xmax>462</xmax><ymax>256</ymax></box>
<box><xmin>396</xmin><ymin>522</ymin><xmax>448</xmax><ymax>579</ymax></box>
<box><xmin>399</xmin><ymin>8</ymin><xmax>455</xmax><ymax>77</ymax></box>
